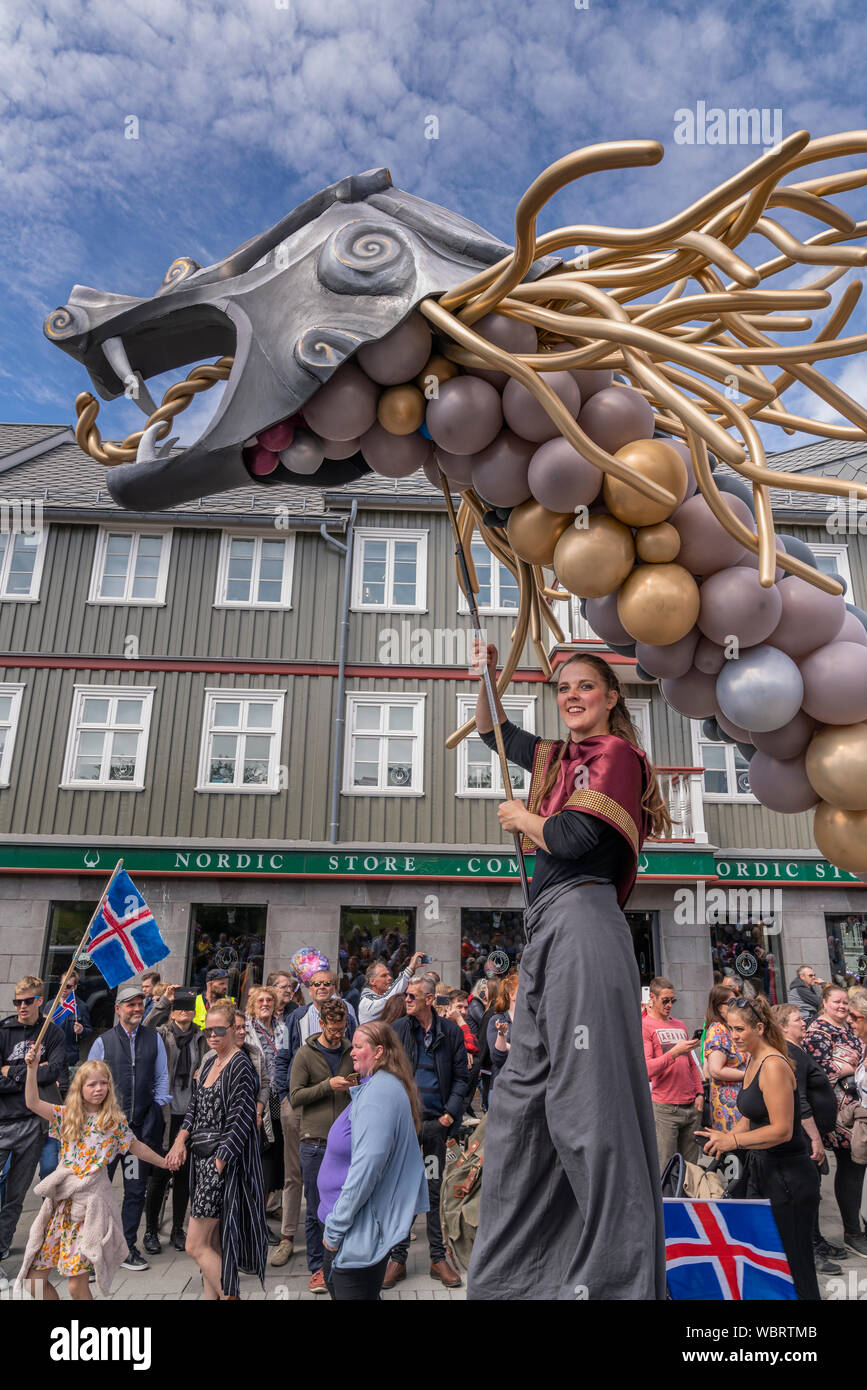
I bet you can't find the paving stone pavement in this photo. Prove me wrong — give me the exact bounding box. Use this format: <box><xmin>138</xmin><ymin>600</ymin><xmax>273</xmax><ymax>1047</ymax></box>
<box><xmin>2</xmin><ymin>1157</ymin><xmax>865</xmax><ymax>1301</ymax></box>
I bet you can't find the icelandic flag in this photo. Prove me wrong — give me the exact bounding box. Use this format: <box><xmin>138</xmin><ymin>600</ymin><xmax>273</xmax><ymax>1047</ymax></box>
<box><xmin>664</xmin><ymin>1198</ymin><xmax>796</xmax><ymax>1300</ymax></box>
<box><xmin>51</xmin><ymin>990</ymin><xmax>76</xmax><ymax>1026</ymax></box>
<box><xmin>86</xmin><ymin>869</ymin><xmax>169</xmax><ymax>989</ymax></box>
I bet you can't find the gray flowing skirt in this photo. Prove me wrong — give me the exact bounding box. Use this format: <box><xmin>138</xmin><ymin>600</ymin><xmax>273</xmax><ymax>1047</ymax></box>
<box><xmin>467</xmin><ymin>878</ymin><xmax>666</xmax><ymax>1300</ymax></box>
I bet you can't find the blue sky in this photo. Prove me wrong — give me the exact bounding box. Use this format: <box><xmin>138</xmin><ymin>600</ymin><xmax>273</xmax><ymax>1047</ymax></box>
<box><xmin>2</xmin><ymin>0</ymin><xmax>867</xmax><ymax>453</ymax></box>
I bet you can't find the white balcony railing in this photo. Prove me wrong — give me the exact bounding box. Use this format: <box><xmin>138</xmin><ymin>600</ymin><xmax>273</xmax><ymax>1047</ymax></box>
<box><xmin>657</xmin><ymin>768</ymin><xmax>708</xmax><ymax>844</ymax></box>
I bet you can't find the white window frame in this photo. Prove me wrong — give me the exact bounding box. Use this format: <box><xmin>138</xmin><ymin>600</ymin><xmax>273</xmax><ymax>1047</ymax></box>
<box><xmin>88</xmin><ymin>528</ymin><xmax>173</xmax><ymax>605</ymax></box>
<box><xmin>342</xmin><ymin>693</ymin><xmax>426</xmax><ymax>795</ymax></box>
<box><xmin>196</xmin><ymin>688</ymin><xmax>286</xmax><ymax>793</ymax></box>
<box><xmin>625</xmin><ymin>698</ymin><xmax>652</xmax><ymax>757</ymax></box>
<box><xmin>0</xmin><ymin>526</ymin><xmax>49</xmax><ymax>602</ymax></box>
<box><xmin>809</xmin><ymin>542</ymin><xmax>853</xmax><ymax>594</ymax></box>
<box><xmin>0</xmin><ymin>683</ymin><xmax>25</xmax><ymax>786</ymax></box>
<box><xmin>455</xmin><ymin>694</ymin><xmax>536</xmax><ymax>797</ymax></box>
<box><xmin>458</xmin><ymin>540</ymin><xmax>521</xmax><ymax>616</ymax></box>
<box><xmin>691</xmin><ymin>720</ymin><xmax>757</xmax><ymax>803</ymax></box>
<box><xmin>214</xmin><ymin>531</ymin><xmax>296</xmax><ymax>609</ymax></box>
<box><xmin>60</xmin><ymin>685</ymin><xmax>155</xmax><ymax>791</ymax></box>
<box><xmin>351</xmin><ymin>528</ymin><xmax>428</xmax><ymax>612</ymax></box>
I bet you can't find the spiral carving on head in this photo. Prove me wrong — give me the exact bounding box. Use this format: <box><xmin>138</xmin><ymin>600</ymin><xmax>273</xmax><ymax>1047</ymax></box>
<box><xmin>157</xmin><ymin>256</ymin><xmax>201</xmax><ymax>295</ymax></box>
<box><xmin>294</xmin><ymin>327</ymin><xmax>363</xmax><ymax>379</ymax></box>
<box><xmin>44</xmin><ymin>305</ymin><xmax>83</xmax><ymax>339</ymax></box>
<box><xmin>318</xmin><ymin>220</ymin><xmax>414</xmax><ymax>294</ymax></box>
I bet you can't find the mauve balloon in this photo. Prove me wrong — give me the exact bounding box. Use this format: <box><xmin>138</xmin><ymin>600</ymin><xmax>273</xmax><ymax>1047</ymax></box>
<box><xmin>360</xmin><ymin>423</ymin><xmax>432</xmax><ymax>477</ymax></box>
<box><xmin>672</xmin><ymin>493</ymin><xmax>752</xmax><ymax>576</ymax></box>
<box><xmin>839</xmin><ymin>611</ymin><xmax>867</xmax><ymax>646</ymax></box>
<box><xmin>502</xmin><ymin>372</ymin><xmax>582</xmax><ymax>444</ymax></box>
<box><xmin>578</xmin><ymin>386</ymin><xmax>654</xmax><ymax>455</ymax></box>
<box><xmin>736</xmin><ymin>533</ymin><xmax>785</xmax><ymax>581</ymax></box>
<box><xmin>432</xmin><ymin>449</ymin><xmax>475</xmax><ymax>489</ymax></box>
<box><xmin>356</xmin><ymin>312</ymin><xmax>432</xmax><ymax>385</ymax></box>
<box><xmin>278</xmin><ymin>428</ymin><xmax>325</xmax><ymax>475</ymax></box>
<box><xmin>471</xmin><ymin>430</ymin><xmax>534</xmax><ymax>507</ymax></box>
<box><xmin>660</xmin><ymin>667</ymin><xmax>718</xmax><ymax>718</ymax></box>
<box><xmin>465</xmin><ymin>313</ymin><xmax>538</xmax><ymax>388</ymax></box>
<box><xmin>662</xmin><ymin>438</ymin><xmax>699</xmax><ymax>500</ymax></box>
<box><xmin>545</xmin><ymin>344</ymin><xmax>614</xmax><ymax>401</ymax></box>
<box><xmin>694</xmin><ymin>636</ymin><xmax>726</xmax><ymax>675</ymax></box>
<box><xmin>585</xmin><ymin>591</ymin><xmax>634</xmax><ymax>646</ymax></box>
<box><xmin>750</xmin><ymin>710</ymin><xmax>816</xmax><ymax>760</ymax></box>
<box><xmin>714</xmin><ymin>474</ymin><xmax>756</xmax><ymax>515</ymax></box>
<box><xmin>748</xmin><ymin>751</ymin><xmax>820</xmax><ymax>814</ymax></box>
<box><xmin>302</xmin><ymin>363</ymin><xmax>379</xmax><ymax>441</ymax></box>
<box><xmin>528</xmin><ymin>436</ymin><xmax>603</xmax><ymax>512</ymax></box>
<box><xmin>321</xmin><ymin>436</ymin><xmax>361</xmax><ymax>460</ymax></box>
<box><xmin>800</xmin><ymin>641</ymin><xmax>867</xmax><ymax>725</ymax></box>
<box><xmin>716</xmin><ymin>644</ymin><xmax>803</xmax><ymax>733</ymax></box>
<box><xmin>634</xmin><ymin>629</ymin><xmax>700</xmax><ymax>680</ymax></box>
<box><xmin>698</xmin><ymin>566</ymin><xmax>783</xmax><ymax>647</ymax></box>
<box><xmin>766</xmin><ymin>576</ymin><xmax>847</xmax><ymax>659</ymax></box>
<box><xmin>426</xmin><ymin>376</ymin><xmax>503</xmax><ymax>455</ymax></box>
<box><xmin>714</xmin><ymin>709</ymin><xmax>752</xmax><ymax>743</ymax></box>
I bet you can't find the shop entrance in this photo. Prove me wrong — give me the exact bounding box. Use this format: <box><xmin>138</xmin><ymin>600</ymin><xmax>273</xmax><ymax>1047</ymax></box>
<box><xmin>459</xmin><ymin>908</ymin><xmax>658</xmax><ymax>989</ymax></box>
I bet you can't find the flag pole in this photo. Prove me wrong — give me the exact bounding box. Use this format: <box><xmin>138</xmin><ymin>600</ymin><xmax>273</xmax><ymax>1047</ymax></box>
<box><xmin>438</xmin><ymin>471</ymin><xmax>531</xmax><ymax>917</ymax></box>
<box><xmin>31</xmin><ymin>858</ymin><xmax>124</xmax><ymax>1053</ymax></box>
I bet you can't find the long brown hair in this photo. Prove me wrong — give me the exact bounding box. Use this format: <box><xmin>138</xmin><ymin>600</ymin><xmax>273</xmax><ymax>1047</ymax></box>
<box><xmin>727</xmin><ymin>994</ymin><xmax>795</xmax><ymax>1074</ymax></box>
<box><xmin>354</xmin><ymin>1022</ymin><xmax>424</xmax><ymax>1133</ymax></box>
<box><xmin>539</xmin><ymin>653</ymin><xmax>672</xmax><ymax>838</ymax></box>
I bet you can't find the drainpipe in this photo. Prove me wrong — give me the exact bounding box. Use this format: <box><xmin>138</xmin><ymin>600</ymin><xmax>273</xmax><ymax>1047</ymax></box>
<box><xmin>319</xmin><ymin>499</ymin><xmax>358</xmax><ymax>842</ymax></box>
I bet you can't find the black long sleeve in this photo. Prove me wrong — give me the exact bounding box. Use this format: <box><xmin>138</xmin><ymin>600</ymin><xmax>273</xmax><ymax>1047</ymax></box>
<box><xmin>477</xmin><ymin>719</ymin><xmax>539</xmax><ymax>772</ymax></box>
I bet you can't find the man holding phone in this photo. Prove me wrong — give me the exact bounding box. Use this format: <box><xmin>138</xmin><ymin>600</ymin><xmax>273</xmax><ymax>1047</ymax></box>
<box><xmin>642</xmin><ymin>976</ymin><xmax>704</xmax><ymax>1172</ymax></box>
<box><xmin>358</xmin><ymin>951</ymin><xmax>426</xmax><ymax>1024</ymax></box>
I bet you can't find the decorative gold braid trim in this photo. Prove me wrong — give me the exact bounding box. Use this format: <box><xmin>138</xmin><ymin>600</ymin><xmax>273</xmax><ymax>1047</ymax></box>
<box><xmin>561</xmin><ymin>787</ymin><xmax>640</xmax><ymax>859</ymax></box>
<box><xmin>521</xmin><ymin>739</ymin><xmax>561</xmax><ymax>854</ymax></box>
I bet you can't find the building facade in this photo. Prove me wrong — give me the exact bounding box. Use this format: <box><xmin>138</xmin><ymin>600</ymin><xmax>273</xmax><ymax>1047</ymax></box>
<box><xmin>0</xmin><ymin>423</ymin><xmax>865</xmax><ymax>1033</ymax></box>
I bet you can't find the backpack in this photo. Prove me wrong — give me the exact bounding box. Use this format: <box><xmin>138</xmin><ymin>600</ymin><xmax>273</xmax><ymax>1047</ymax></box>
<box><xmin>440</xmin><ymin>1115</ymin><xmax>487</xmax><ymax>1270</ymax></box>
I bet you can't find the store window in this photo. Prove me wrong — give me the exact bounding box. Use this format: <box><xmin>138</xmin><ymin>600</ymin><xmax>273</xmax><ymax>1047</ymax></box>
<box><xmin>188</xmin><ymin>904</ymin><xmax>267</xmax><ymax>1010</ymax></box>
<box><xmin>460</xmin><ymin>907</ymin><xmax>657</xmax><ymax>990</ymax></box>
<box><xmin>41</xmin><ymin>902</ymin><xmax>118</xmax><ymax>1039</ymax></box>
<box><xmin>338</xmin><ymin>907</ymin><xmax>416</xmax><ymax>980</ymax></box>
<box><xmin>709</xmin><ymin>913</ymin><xmax>784</xmax><ymax>1003</ymax></box>
<box><xmin>825</xmin><ymin>913</ymin><xmax>867</xmax><ymax>987</ymax></box>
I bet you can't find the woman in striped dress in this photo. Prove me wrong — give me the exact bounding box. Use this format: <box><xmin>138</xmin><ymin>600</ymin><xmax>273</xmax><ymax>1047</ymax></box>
<box><xmin>166</xmin><ymin>1000</ymin><xmax>268</xmax><ymax>1299</ymax></box>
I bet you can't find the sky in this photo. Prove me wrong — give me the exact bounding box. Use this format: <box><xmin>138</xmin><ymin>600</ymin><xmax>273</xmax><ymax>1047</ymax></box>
<box><xmin>2</xmin><ymin>0</ymin><xmax>867</xmax><ymax>455</ymax></box>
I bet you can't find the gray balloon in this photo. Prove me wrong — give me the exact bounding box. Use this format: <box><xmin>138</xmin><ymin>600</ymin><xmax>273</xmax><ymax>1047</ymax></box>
<box><xmin>714</xmin><ymin>708</ymin><xmax>752</xmax><ymax>743</ymax></box>
<box><xmin>528</xmin><ymin>436</ymin><xmax>603</xmax><ymax>512</ymax></box>
<box><xmin>694</xmin><ymin>636</ymin><xmax>726</xmax><ymax>675</ymax></box>
<box><xmin>747</xmin><ymin>750</ymin><xmax>819</xmax><ymax>814</ymax></box>
<box><xmin>766</xmin><ymin>575</ymin><xmax>846</xmax><ymax>659</ymax></box>
<box><xmin>799</xmin><ymin>640</ymin><xmax>867</xmax><ymax>725</ymax></box>
<box><xmin>577</xmin><ymin>385</ymin><xmax>654</xmax><ymax>455</ymax></box>
<box><xmin>698</xmin><ymin>566</ymin><xmax>783</xmax><ymax>647</ymax></box>
<box><xmin>839</xmin><ymin>610</ymin><xmax>867</xmax><ymax>647</ymax></box>
<box><xmin>634</xmin><ymin>662</ymin><xmax>657</xmax><ymax>682</ymax></box>
<box><xmin>356</xmin><ymin>312</ymin><xmax>432</xmax><ymax>385</ymax></box>
<box><xmin>465</xmin><ymin>313</ymin><xmax>538</xmax><ymax>388</ymax></box>
<box><xmin>714</xmin><ymin>474</ymin><xmax>756</xmax><ymax>515</ymax></box>
<box><xmin>779</xmin><ymin>534</ymin><xmax>818</xmax><ymax>569</ymax></box>
<box><xmin>702</xmin><ymin>716</ymin><xmax>723</xmax><ymax>742</ymax></box>
<box><xmin>735</xmin><ymin>742</ymin><xmax>756</xmax><ymax>763</ymax></box>
<box><xmin>846</xmin><ymin>602</ymin><xmax>867</xmax><ymax>632</ymax></box>
<box><xmin>546</xmin><ymin>344</ymin><xmax>614</xmax><ymax>401</ymax></box>
<box><xmin>658</xmin><ymin>437</ymin><xmax>699</xmax><ymax>500</ymax></box>
<box><xmin>426</xmin><ymin>376</ymin><xmax>503</xmax><ymax>455</ymax></box>
<box><xmin>716</xmin><ymin>644</ymin><xmax>803</xmax><ymax>733</ymax></box>
<box><xmin>736</xmin><ymin>533</ymin><xmax>785</xmax><ymax>581</ymax></box>
<box><xmin>749</xmin><ymin>710</ymin><xmax>816</xmax><ymax>760</ymax></box>
<box><xmin>302</xmin><ymin>362</ymin><xmax>379</xmax><ymax>441</ymax></box>
<box><xmin>503</xmin><ymin>371</ymin><xmax>582</xmax><ymax>444</ymax></box>
<box><xmin>672</xmin><ymin>493</ymin><xmax>752</xmax><ymax>575</ymax></box>
<box><xmin>585</xmin><ymin>591</ymin><xmax>634</xmax><ymax>646</ymax></box>
<box><xmin>360</xmin><ymin>423</ymin><xmax>432</xmax><ymax>477</ymax></box>
<box><xmin>634</xmin><ymin>628</ymin><xmax>700</xmax><ymax>679</ymax></box>
<box><xmin>321</xmin><ymin>436</ymin><xmax>361</xmax><ymax>460</ymax></box>
<box><xmin>660</xmin><ymin>667</ymin><xmax>718</xmax><ymax>718</ymax></box>
<box><xmin>432</xmin><ymin>449</ymin><xmax>475</xmax><ymax>489</ymax></box>
<box><xmin>471</xmin><ymin>430</ymin><xmax>534</xmax><ymax>507</ymax></box>
<box><xmin>278</xmin><ymin>428</ymin><xmax>325</xmax><ymax>475</ymax></box>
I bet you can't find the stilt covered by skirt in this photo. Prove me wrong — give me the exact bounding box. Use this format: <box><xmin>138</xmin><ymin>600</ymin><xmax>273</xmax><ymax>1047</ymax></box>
<box><xmin>467</xmin><ymin>878</ymin><xmax>666</xmax><ymax>1300</ymax></box>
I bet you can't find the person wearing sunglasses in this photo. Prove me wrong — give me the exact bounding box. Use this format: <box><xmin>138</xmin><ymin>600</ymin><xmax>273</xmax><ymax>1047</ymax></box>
<box><xmin>642</xmin><ymin>977</ymin><xmax>704</xmax><ymax>1172</ymax></box>
<box><xmin>0</xmin><ymin>977</ymin><xmax>67</xmax><ymax>1272</ymax></box>
<box><xmin>166</xmin><ymin>1001</ymin><xmax>268</xmax><ymax>1299</ymax></box>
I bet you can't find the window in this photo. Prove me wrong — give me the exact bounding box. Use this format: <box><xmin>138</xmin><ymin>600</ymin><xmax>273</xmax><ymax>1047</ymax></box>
<box><xmin>61</xmin><ymin>686</ymin><xmax>155</xmax><ymax>789</ymax></box>
<box><xmin>710</xmin><ymin>915</ymin><xmax>784</xmax><ymax>1004</ymax></box>
<box><xmin>340</xmin><ymin>908</ymin><xmax>416</xmax><ymax>975</ymax></box>
<box><xmin>0</xmin><ymin>683</ymin><xmax>25</xmax><ymax>785</ymax></box>
<box><xmin>42</xmin><ymin>902</ymin><xmax>117</xmax><ymax>1040</ymax></box>
<box><xmin>343</xmin><ymin>694</ymin><xmax>425</xmax><ymax>794</ymax></box>
<box><xmin>198</xmin><ymin>690</ymin><xmax>285</xmax><ymax>791</ymax></box>
<box><xmin>825</xmin><ymin>913</ymin><xmax>867</xmax><ymax>986</ymax></box>
<box><xmin>809</xmin><ymin>542</ymin><xmax>853</xmax><ymax>594</ymax></box>
<box><xmin>89</xmin><ymin>529</ymin><xmax>172</xmax><ymax>604</ymax></box>
<box><xmin>215</xmin><ymin>533</ymin><xmax>295</xmax><ymax>607</ymax></box>
<box><xmin>188</xmin><ymin>904</ymin><xmax>267</xmax><ymax>1011</ymax></box>
<box><xmin>626</xmin><ymin>699</ymin><xmax>652</xmax><ymax>756</ymax></box>
<box><xmin>692</xmin><ymin>722</ymin><xmax>755</xmax><ymax>799</ymax></box>
<box><xmin>456</xmin><ymin>694</ymin><xmax>535</xmax><ymax>795</ymax></box>
<box><xmin>351</xmin><ymin>529</ymin><xmax>427</xmax><ymax>611</ymax></box>
<box><xmin>0</xmin><ymin>528</ymin><xmax>48</xmax><ymax>601</ymax></box>
<box><xmin>458</xmin><ymin>540</ymin><xmax>519</xmax><ymax>613</ymax></box>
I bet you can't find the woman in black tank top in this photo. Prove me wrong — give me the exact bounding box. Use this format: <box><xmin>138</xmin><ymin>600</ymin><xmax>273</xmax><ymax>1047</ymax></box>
<box><xmin>696</xmin><ymin>994</ymin><xmax>820</xmax><ymax>1300</ymax></box>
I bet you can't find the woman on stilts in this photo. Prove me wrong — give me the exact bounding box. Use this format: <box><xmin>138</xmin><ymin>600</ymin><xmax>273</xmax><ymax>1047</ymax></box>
<box><xmin>467</xmin><ymin>643</ymin><xmax>669</xmax><ymax>1301</ymax></box>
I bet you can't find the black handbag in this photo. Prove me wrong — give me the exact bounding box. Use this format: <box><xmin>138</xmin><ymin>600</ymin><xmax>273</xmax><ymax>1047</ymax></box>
<box><xmin>190</xmin><ymin>1130</ymin><xmax>221</xmax><ymax>1158</ymax></box>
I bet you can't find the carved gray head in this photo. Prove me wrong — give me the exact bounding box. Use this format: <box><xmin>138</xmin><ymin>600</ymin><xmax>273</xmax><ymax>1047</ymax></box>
<box><xmin>45</xmin><ymin>168</ymin><xmax>556</xmax><ymax>509</ymax></box>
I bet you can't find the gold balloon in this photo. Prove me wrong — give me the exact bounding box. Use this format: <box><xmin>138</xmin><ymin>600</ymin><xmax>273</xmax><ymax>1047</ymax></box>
<box><xmin>507</xmin><ymin>500</ymin><xmax>574</xmax><ymax>566</ymax></box>
<box><xmin>603</xmin><ymin>440</ymin><xmax>688</xmax><ymax>527</ymax></box>
<box><xmin>635</xmin><ymin>521</ymin><xmax>681</xmax><ymax>564</ymax></box>
<box><xmin>814</xmin><ymin>802</ymin><xmax>867</xmax><ymax>874</ymax></box>
<box><xmin>377</xmin><ymin>385</ymin><xmax>426</xmax><ymax>436</ymax></box>
<box><xmin>415</xmin><ymin>355</ymin><xmax>459</xmax><ymax>394</ymax></box>
<box><xmin>805</xmin><ymin>723</ymin><xmax>867</xmax><ymax>811</ymax></box>
<box><xmin>553</xmin><ymin>514</ymin><xmax>635</xmax><ymax>599</ymax></box>
<box><xmin>616</xmin><ymin>562</ymin><xmax>700</xmax><ymax>644</ymax></box>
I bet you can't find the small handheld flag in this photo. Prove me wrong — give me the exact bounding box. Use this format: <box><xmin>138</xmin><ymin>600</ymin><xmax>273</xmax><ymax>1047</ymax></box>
<box><xmin>664</xmin><ymin>1198</ymin><xmax>796</xmax><ymax>1300</ymax></box>
<box><xmin>86</xmin><ymin>869</ymin><xmax>169</xmax><ymax>989</ymax></box>
<box><xmin>50</xmin><ymin>990</ymin><xmax>77</xmax><ymax>1026</ymax></box>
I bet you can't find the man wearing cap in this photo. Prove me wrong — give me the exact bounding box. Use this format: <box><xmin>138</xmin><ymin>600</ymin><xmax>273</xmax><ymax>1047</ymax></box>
<box><xmin>193</xmin><ymin>969</ymin><xmax>234</xmax><ymax>1031</ymax></box>
<box><xmin>142</xmin><ymin>985</ymin><xmax>209</xmax><ymax>1253</ymax></box>
<box><xmin>89</xmin><ymin>983</ymin><xmax>171</xmax><ymax>1271</ymax></box>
